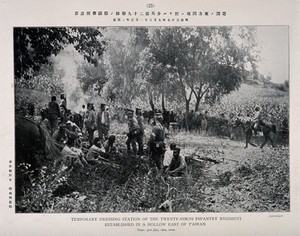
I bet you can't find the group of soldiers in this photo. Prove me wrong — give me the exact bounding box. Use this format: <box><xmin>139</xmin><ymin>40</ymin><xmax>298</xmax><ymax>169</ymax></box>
<box><xmin>124</xmin><ymin>108</ymin><xmax>186</xmax><ymax>176</ymax></box>
<box><xmin>173</xmin><ymin>110</ymin><xmax>209</xmax><ymax>133</ymax></box>
<box><xmin>23</xmin><ymin>92</ymin><xmax>267</xmax><ymax>177</ymax></box>
<box><xmin>35</xmin><ymin>94</ymin><xmax>186</xmax><ymax>176</ymax></box>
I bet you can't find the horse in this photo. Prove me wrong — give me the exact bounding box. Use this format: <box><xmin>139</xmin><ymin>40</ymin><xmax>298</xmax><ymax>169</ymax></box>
<box><xmin>15</xmin><ymin>116</ymin><xmax>61</xmax><ymax>169</ymax></box>
<box><xmin>235</xmin><ymin>116</ymin><xmax>277</xmax><ymax>149</ymax></box>
<box><xmin>15</xmin><ymin>116</ymin><xmax>63</xmax><ymax>197</ymax></box>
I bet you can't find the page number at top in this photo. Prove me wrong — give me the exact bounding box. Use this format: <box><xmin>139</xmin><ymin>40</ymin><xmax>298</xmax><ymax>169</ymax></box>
<box><xmin>146</xmin><ymin>3</ymin><xmax>155</xmax><ymax>8</ymax></box>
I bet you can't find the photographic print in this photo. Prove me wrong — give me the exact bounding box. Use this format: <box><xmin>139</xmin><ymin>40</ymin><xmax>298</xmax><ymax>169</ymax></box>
<box><xmin>14</xmin><ymin>26</ymin><xmax>289</xmax><ymax>213</ymax></box>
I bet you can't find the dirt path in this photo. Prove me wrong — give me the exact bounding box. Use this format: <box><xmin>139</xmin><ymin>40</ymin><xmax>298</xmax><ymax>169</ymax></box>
<box><xmin>166</xmin><ymin>133</ymin><xmax>289</xmax><ymax>212</ymax></box>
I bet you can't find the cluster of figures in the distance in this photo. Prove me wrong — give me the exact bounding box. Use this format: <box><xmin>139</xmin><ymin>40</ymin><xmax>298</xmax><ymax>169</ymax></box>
<box><xmin>25</xmin><ymin>94</ymin><xmax>187</xmax><ymax>177</ymax></box>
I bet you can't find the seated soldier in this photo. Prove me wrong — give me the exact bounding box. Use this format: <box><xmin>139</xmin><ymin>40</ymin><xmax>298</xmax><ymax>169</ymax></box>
<box><xmin>61</xmin><ymin>138</ymin><xmax>85</xmax><ymax>168</ymax></box>
<box><xmin>40</xmin><ymin>108</ymin><xmax>51</xmax><ymax>132</ymax></box>
<box><xmin>163</xmin><ymin>143</ymin><xmax>177</xmax><ymax>168</ymax></box>
<box><xmin>103</xmin><ymin>135</ymin><xmax>117</xmax><ymax>154</ymax></box>
<box><xmin>65</xmin><ymin>120</ymin><xmax>83</xmax><ymax>146</ymax></box>
<box><xmin>66</xmin><ymin>120</ymin><xmax>81</xmax><ymax>135</ymax></box>
<box><xmin>93</xmin><ymin>130</ymin><xmax>99</xmax><ymax>140</ymax></box>
<box><xmin>86</xmin><ymin>137</ymin><xmax>109</xmax><ymax>165</ymax></box>
<box><xmin>52</xmin><ymin>124</ymin><xmax>68</xmax><ymax>149</ymax></box>
<box><xmin>165</xmin><ymin>148</ymin><xmax>187</xmax><ymax>177</ymax></box>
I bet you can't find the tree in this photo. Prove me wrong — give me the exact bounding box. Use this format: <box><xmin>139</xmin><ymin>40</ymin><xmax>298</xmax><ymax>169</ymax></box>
<box><xmin>14</xmin><ymin>27</ymin><xmax>106</xmax><ymax>80</ymax></box>
<box><xmin>99</xmin><ymin>28</ymin><xmax>157</xmax><ymax>108</ymax></box>
<box><xmin>149</xmin><ymin>27</ymin><xmax>207</xmax><ymax>130</ymax></box>
<box><xmin>148</xmin><ymin>26</ymin><xmax>258</xmax><ymax>130</ymax></box>
<box><xmin>77</xmin><ymin>60</ymin><xmax>108</xmax><ymax>95</ymax></box>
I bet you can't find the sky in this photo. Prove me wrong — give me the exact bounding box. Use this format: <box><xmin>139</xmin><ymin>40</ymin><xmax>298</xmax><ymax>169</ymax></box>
<box><xmin>256</xmin><ymin>26</ymin><xmax>289</xmax><ymax>84</ymax></box>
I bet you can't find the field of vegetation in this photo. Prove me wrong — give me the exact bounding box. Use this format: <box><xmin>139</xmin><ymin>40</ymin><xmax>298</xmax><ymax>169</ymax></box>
<box><xmin>207</xmin><ymin>83</ymin><xmax>288</xmax><ymax>130</ymax></box>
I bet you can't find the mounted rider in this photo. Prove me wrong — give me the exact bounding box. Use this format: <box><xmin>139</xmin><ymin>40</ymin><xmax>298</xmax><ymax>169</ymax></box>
<box><xmin>252</xmin><ymin>105</ymin><xmax>262</xmax><ymax>135</ymax></box>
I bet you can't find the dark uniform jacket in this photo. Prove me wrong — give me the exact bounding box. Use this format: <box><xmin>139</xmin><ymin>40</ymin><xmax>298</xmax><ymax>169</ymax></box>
<box><xmin>48</xmin><ymin>101</ymin><xmax>61</xmax><ymax>119</ymax></box>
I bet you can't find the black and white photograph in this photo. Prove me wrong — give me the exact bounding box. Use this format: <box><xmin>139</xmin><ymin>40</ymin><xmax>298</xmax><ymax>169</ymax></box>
<box><xmin>14</xmin><ymin>26</ymin><xmax>290</xmax><ymax>213</ymax></box>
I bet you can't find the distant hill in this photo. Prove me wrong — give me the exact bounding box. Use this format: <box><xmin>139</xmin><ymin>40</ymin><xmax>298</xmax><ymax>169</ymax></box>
<box><xmin>243</xmin><ymin>74</ymin><xmax>289</xmax><ymax>92</ymax></box>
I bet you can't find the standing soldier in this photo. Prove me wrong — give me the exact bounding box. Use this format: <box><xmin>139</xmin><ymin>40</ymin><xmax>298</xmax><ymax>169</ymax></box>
<box><xmin>228</xmin><ymin>112</ymin><xmax>236</xmax><ymax>140</ymax></box>
<box><xmin>202</xmin><ymin>110</ymin><xmax>209</xmax><ymax>134</ymax></box>
<box><xmin>175</xmin><ymin>111</ymin><xmax>184</xmax><ymax>132</ymax></box>
<box><xmin>97</xmin><ymin>103</ymin><xmax>110</xmax><ymax>142</ymax></box>
<box><xmin>79</xmin><ymin>104</ymin><xmax>86</xmax><ymax>118</ymax></box>
<box><xmin>148</xmin><ymin>112</ymin><xmax>165</xmax><ymax>170</ymax></box>
<box><xmin>60</xmin><ymin>94</ymin><xmax>67</xmax><ymax>123</ymax></box>
<box><xmin>48</xmin><ymin>96</ymin><xmax>61</xmax><ymax>135</ymax></box>
<box><xmin>136</xmin><ymin>108</ymin><xmax>144</xmax><ymax>155</ymax></box>
<box><xmin>79</xmin><ymin>104</ymin><xmax>87</xmax><ymax>135</ymax></box>
<box><xmin>85</xmin><ymin>103</ymin><xmax>97</xmax><ymax>147</ymax></box>
<box><xmin>125</xmin><ymin>109</ymin><xmax>141</xmax><ymax>155</ymax></box>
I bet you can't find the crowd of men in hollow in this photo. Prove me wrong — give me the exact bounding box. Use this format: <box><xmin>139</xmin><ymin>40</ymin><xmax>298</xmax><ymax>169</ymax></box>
<box><xmin>33</xmin><ymin>94</ymin><xmax>188</xmax><ymax>176</ymax></box>
<box><xmin>24</xmin><ymin>93</ymin><xmax>268</xmax><ymax>177</ymax></box>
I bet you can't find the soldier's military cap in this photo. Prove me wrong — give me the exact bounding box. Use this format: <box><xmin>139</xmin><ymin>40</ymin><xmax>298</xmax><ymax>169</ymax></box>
<box><xmin>125</xmin><ymin>108</ymin><xmax>134</xmax><ymax>113</ymax></box>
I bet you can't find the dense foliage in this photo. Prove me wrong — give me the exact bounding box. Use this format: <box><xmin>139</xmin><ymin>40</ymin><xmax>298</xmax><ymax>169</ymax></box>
<box><xmin>14</xmin><ymin>27</ymin><xmax>105</xmax><ymax>79</ymax></box>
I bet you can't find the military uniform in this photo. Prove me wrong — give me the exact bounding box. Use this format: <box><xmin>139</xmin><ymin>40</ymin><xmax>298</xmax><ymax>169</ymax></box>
<box><xmin>126</xmin><ymin>113</ymin><xmax>141</xmax><ymax>154</ymax></box>
<box><xmin>97</xmin><ymin>104</ymin><xmax>110</xmax><ymax>142</ymax></box>
<box><xmin>175</xmin><ymin>112</ymin><xmax>184</xmax><ymax>131</ymax></box>
<box><xmin>48</xmin><ymin>98</ymin><xmax>61</xmax><ymax>134</ymax></box>
<box><xmin>148</xmin><ymin>114</ymin><xmax>165</xmax><ymax>170</ymax></box>
<box><xmin>136</xmin><ymin>108</ymin><xmax>144</xmax><ymax>155</ymax></box>
<box><xmin>253</xmin><ymin>110</ymin><xmax>261</xmax><ymax>130</ymax></box>
<box><xmin>85</xmin><ymin>104</ymin><xmax>97</xmax><ymax>146</ymax></box>
<box><xmin>86</xmin><ymin>144</ymin><xmax>107</xmax><ymax>165</ymax></box>
<box><xmin>201</xmin><ymin>111</ymin><xmax>209</xmax><ymax>134</ymax></box>
<box><xmin>60</xmin><ymin>95</ymin><xmax>67</xmax><ymax>123</ymax></box>
<box><xmin>166</xmin><ymin>154</ymin><xmax>186</xmax><ymax>177</ymax></box>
